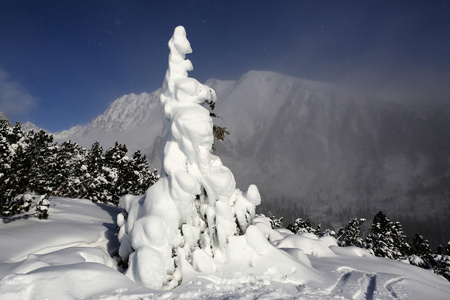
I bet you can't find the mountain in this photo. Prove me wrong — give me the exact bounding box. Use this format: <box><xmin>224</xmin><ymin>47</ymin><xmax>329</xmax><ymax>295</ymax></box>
<box><xmin>21</xmin><ymin>121</ymin><xmax>48</xmax><ymax>133</ymax></box>
<box><xmin>53</xmin><ymin>71</ymin><xmax>450</xmax><ymax>246</ymax></box>
<box><xmin>0</xmin><ymin>111</ymin><xmax>9</xmax><ymax>122</ymax></box>
<box><xmin>54</xmin><ymin>92</ymin><xmax>163</xmax><ymax>160</ymax></box>
<box><xmin>1</xmin><ymin>112</ymin><xmax>48</xmax><ymax>133</ymax></box>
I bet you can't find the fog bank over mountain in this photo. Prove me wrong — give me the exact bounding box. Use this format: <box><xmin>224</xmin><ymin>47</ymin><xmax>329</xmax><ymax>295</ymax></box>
<box><xmin>52</xmin><ymin>71</ymin><xmax>450</xmax><ymax>245</ymax></box>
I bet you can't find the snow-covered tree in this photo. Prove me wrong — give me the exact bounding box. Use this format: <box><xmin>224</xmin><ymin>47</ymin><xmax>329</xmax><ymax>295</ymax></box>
<box><xmin>336</xmin><ymin>218</ymin><xmax>366</xmax><ymax>247</ymax></box>
<box><xmin>406</xmin><ymin>233</ymin><xmax>433</xmax><ymax>268</ymax></box>
<box><xmin>83</xmin><ymin>141</ymin><xmax>110</xmax><ymax>202</ymax></box>
<box><xmin>287</xmin><ymin>218</ymin><xmax>321</xmax><ymax>235</ymax></box>
<box><xmin>434</xmin><ymin>241</ymin><xmax>450</xmax><ymax>281</ymax></box>
<box><xmin>437</xmin><ymin>241</ymin><xmax>450</xmax><ymax>256</ymax></box>
<box><xmin>52</xmin><ymin>141</ymin><xmax>88</xmax><ymax>198</ymax></box>
<box><xmin>127</xmin><ymin>150</ymin><xmax>159</xmax><ymax>195</ymax></box>
<box><xmin>269</xmin><ymin>216</ymin><xmax>284</xmax><ymax>229</ymax></box>
<box><xmin>0</xmin><ymin>120</ymin><xmax>18</xmax><ymax>201</ymax></box>
<box><xmin>24</xmin><ymin>130</ymin><xmax>56</xmax><ymax>195</ymax></box>
<box><xmin>365</xmin><ymin>211</ymin><xmax>410</xmax><ymax>260</ymax></box>
<box><xmin>117</xmin><ymin>26</ymin><xmax>260</xmax><ymax>289</ymax></box>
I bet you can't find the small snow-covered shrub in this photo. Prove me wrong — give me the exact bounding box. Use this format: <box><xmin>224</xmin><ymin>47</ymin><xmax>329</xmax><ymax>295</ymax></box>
<box><xmin>269</xmin><ymin>216</ymin><xmax>284</xmax><ymax>229</ymax></box>
<box><xmin>336</xmin><ymin>218</ymin><xmax>366</xmax><ymax>247</ymax></box>
<box><xmin>1</xmin><ymin>193</ymin><xmax>50</xmax><ymax>219</ymax></box>
<box><xmin>287</xmin><ymin>218</ymin><xmax>321</xmax><ymax>235</ymax></box>
<box><xmin>433</xmin><ymin>253</ymin><xmax>450</xmax><ymax>281</ymax></box>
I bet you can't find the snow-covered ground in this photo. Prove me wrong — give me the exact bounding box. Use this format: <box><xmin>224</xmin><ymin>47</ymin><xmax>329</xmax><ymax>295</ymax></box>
<box><xmin>0</xmin><ymin>197</ymin><xmax>449</xmax><ymax>299</ymax></box>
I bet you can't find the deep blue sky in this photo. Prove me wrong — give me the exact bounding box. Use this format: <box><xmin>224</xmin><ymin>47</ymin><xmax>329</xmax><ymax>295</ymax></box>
<box><xmin>0</xmin><ymin>0</ymin><xmax>449</xmax><ymax>132</ymax></box>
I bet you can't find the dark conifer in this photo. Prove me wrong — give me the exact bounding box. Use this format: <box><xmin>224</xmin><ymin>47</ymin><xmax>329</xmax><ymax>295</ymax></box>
<box><xmin>365</xmin><ymin>211</ymin><xmax>410</xmax><ymax>260</ymax></box>
<box><xmin>336</xmin><ymin>218</ymin><xmax>366</xmax><ymax>247</ymax></box>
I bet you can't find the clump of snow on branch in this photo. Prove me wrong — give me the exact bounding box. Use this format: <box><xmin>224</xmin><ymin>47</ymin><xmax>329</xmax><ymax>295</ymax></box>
<box><xmin>117</xmin><ymin>26</ymin><xmax>262</xmax><ymax>289</ymax></box>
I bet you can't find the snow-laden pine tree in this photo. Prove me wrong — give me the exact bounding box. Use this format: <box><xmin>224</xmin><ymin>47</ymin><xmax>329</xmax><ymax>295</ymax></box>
<box><xmin>365</xmin><ymin>211</ymin><xmax>410</xmax><ymax>260</ymax></box>
<box><xmin>117</xmin><ymin>26</ymin><xmax>260</xmax><ymax>290</ymax></box>
<box><xmin>408</xmin><ymin>233</ymin><xmax>433</xmax><ymax>268</ymax></box>
<box><xmin>336</xmin><ymin>218</ymin><xmax>366</xmax><ymax>247</ymax></box>
<box><xmin>287</xmin><ymin>218</ymin><xmax>321</xmax><ymax>235</ymax></box>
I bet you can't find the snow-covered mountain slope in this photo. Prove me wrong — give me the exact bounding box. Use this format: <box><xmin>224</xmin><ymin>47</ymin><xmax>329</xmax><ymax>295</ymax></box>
<box><xmin>53</xmin><ymin>71</ymin><xmax>450</xmax><ymax>245</ymax></box>
<box><xmin>0</xmin><ymin>111</ymin><xmax>9</xmax><ymax>122</ymax></box>
<box><xmin>0</xmin><ymin>197</ymin><xmax>449</xmax><ymax>299</ymax></box>
<box><xmin>54</xmin><ymin>91</ymin><xmax>163</xmax><ymax>160</ymax></box>
<box><xmin>21</xmin><ymin>121</ymin><xmax>48</xmax><ymax>133</ymax></box>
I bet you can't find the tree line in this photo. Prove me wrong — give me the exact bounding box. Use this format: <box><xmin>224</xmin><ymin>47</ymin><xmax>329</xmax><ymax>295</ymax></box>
<box><xmin>270</xmin><ymin>210</ymin><xmax>450</xmax><ymax>281</ymax></box>
<box><xmin>0</xmin><ymin>120</ymin><xmax>158</xmax><ymax>218</ymax></box>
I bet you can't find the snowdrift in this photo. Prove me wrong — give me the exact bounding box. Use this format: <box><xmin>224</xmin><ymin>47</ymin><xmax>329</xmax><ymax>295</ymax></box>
<box><xmin>1</xmin><ymin>197</ymin><xmax>449</xmax><ymax>299</ymax></box>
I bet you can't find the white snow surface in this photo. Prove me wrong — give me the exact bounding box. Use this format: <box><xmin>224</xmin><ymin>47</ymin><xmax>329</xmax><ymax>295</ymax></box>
<box><xmin>0</xmin><ymin>197</ymin><xmax>449</xmax><ymax>299</ymax></box>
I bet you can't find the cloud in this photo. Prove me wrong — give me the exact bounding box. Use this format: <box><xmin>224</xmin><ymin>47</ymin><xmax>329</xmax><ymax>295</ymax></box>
<box><xmin>0</xmin><ymin>68</ymin><xmax>37</xmax><ymax>116</ymax></box>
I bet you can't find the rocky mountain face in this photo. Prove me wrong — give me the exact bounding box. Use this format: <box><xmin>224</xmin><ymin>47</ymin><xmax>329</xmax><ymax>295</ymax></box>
<box><xmin>53</xmin><ymin>91</ymin><xmax>163</xmax><ymax>160</ymax></box>
<box><xmin>52</xmin><ymin>71</ymin><xmax>450</xmax><ymax>245</ymax></box>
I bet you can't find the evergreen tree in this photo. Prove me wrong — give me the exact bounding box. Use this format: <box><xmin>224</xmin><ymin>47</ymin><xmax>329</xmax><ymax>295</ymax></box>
<box><xmin>336</xmin><ymin>218</ymin><xmax>366</xmax><ymax>247</ymax></box>
<box><xmin>84</xmin><ymin>141</ymin><xmax>107</xmax><ymax>202</ymax></box>
<box><xmin>0</xmin><ymin>121</ymin><xmax>16</xmax><ymax>202</ymax></box>
<box><xmin>6</xmin><ymin>137</ymin><xmax>33</xmax><ymax>197</ymax></box>
<box><xmin>287</xmin><ymin>218</ymin><xmax>321</xmax><ymax>235</ymax></box>
<box><xmin>1</xmin><ymin>122</ymin><xmax>26</xmax><ymax>214</ymax></box>
<box><xmin>433</xmin><ymin>241</ymin><xmax>450</xmax><ymax>281</ymax></box>
<box><xmin>52</xmin><ymin>141</ymin><xmax>88</xmax><ymax>198</ymax></box>
<box><xmin>24</xmin><ymin>130</ymin><xmax>56</xmax><ymax>195</ymax></box>
<box><xmin>407</xmin><ymin>233</ymin><xmax>433</xmax><ymax>268</ymax></box>
<box><xmin>126</xmin><ymin>150</ymin><xmax>158</xmax><ymax>195</ymax></box>
<box><xmin>437</xmin><ymin>241</ymin><xmax>450</xmax><ymax>256</ymax></box>
<box><xmin>1</xmin><ymin>120</ymin><xmax>160</xmax><ymax>216</ymax></box>
<box><xmin>411</xmin><ymin>234</ymin><xmax>433</xmax><ymax>259</ymax></box>
<box><xmin>365</xmin><ymin>211</ymin><xmax>411</xmax><ymax>260</ymax></box>
<box><xmin>104</xmin><ymin>142</ymin><xmax>128</xmax><ymax>203</ymax></box>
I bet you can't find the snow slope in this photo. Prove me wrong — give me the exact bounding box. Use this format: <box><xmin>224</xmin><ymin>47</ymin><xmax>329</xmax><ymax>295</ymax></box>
<box><xmin>51</xmin><ymin>71</ymin><xmax>450</xmax><ymax>246</ymax></box>
<box><xmin>0</xmin><ymin>197</ymin><xmax>449</xmax><ymax>299</ymax></box>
